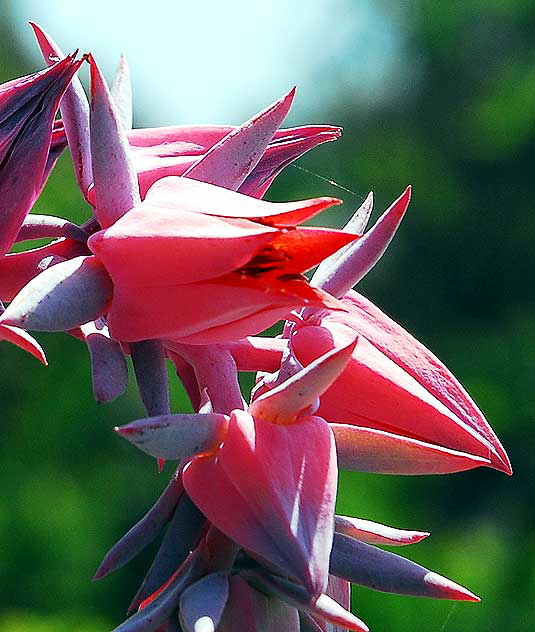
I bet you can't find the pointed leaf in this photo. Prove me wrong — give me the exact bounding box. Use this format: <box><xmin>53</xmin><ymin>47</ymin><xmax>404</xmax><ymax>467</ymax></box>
<box><xmin>314</xmin><ymin>187</ymin><xmax>410</xmax><ymax>298</ymax></box>
<box><xmin>335</xmin><ymin>515</ymin><xmax>429</xmax><ymax>546</ymax></box>
<box><xmin>130</xmin><ymin>493</ymin><xmax>205</xmax><ymax>611</ymax></box>
<box><xmin>249</xmin><ymin>340</ymin><xmax>356</xmax><ymax>424</ymax></box>
<box><xmin>111</xmin><ymin>53</ymin><xmax>133</xmax><ymax>131</ymax></box>
<box><xmin>0</xmin><ymin>256</ymin><xmax>112</xmax><ymax>331</ymax></box>
<box><xmin>94</xmin><ymin>471</ymin><xmax>183</xmax><ymax>580</ymax></box>
<box><xmin>116</xmin><ymin>413</ymin><xmax>228</xmax><ymax>460</ymax></box>
<box><xmin>131</xmin><ymin>340</ymin><xmax>170</xmax><ymax>416</ymax></box>
<box><xmin>238</xmin><ymin>126</ymin><xmax>342</xmax><ymax>199</ymax></box>
<box><xmin>182</xmin><ymin>88</ymin><xmax>295</xmax><ymax>190</ymax></box>
<box><xmin>81</xmin><ymin>320</ymin><xmax>128</xmax><ymax>403</ymax></box>
<box><xmin>311</xmin><ymin>193</ymin><xmax>373</xmax><ymax>288</ymax></box>
<box><xmin>89</xmin><ymin>54</ymin><xmax>140</xmax><ymax>227</ymax></box>
<box><xmin>0</xmin><ymin>238</ymin><xmax>88</xmax><ymax>302</ymax></box>
<box><xmin>30</xmin><ymin>22</ymin><xmax>93</xmax><ymax>196</ymax></box>
<box><xmin>330</xmin><ymin>533</ymin><xmax>480</xmax><ymax>601</ymax></box>
<box><xmin>0</xmin><ymin>55</ymin><xmax>82</xmax><ymax>254</ymax></box>
<box><xmin>179</xmin><ymin>572</ymin><xmax>229</xmax><ymax>632</ymax></box>
<box><xmin>16</xmin><ymin>215</ymin><xmax>88</xmax><ymax>243</ymax></box>
<box><xmin>113</xmin><ymin>548</ymin><xmax>207</xmax><ymax>632</ymax></box>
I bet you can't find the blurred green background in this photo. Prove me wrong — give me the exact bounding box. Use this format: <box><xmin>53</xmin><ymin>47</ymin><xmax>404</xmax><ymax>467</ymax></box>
<box><xmin>0</xmin><ymin>1</ymin><xmax>533</xmax><ymax>631</ymax></box>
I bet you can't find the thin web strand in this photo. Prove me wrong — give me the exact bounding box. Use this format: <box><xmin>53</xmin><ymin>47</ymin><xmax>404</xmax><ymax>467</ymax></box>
<box><xmin>439</xmin><ymin>604</ymin><xmax>458</xmax><ymax>632</ymax></box>
<box><xmin>291</xmin><ymin>163</ymin><xmax>365</xmax><ymax>201</ymax></box>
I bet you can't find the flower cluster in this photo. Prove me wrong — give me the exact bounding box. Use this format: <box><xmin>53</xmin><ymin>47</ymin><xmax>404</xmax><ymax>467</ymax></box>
<box><xmin>0</xmin><ymin>23</ymin><xmax>510</xmax><ymax>632</ymax></box>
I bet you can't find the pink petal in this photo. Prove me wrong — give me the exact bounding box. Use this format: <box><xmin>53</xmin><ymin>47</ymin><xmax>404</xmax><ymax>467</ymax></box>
<box><xmin>250</xmin><ymin>340</ymin><xmax>356</xmax><ymax>424</ymax></box>
<box><xmin>106</xmin><ymin>276</ymin><xmax>340</xmax><ymax>343</ymax></box>
<box><xmin>130</xmin><ymin>124</ymin><xmax>340</xmax><ymax>199</ymax></box>
<box><xmin>89</xmin><ymin>54</ymin><xmax>140</xmax><ymax>227</ymax></box>
<box><xmin>332</xmin><ymin>423</ymin><xmax>490</xmax><ymax>474</ymax></box>
<box><xmin>220</xmin><ymin>336</ymin><xmax>286</xmax><ymax>372</ymax></box>
<box><xmin>174</xmin><ymin>304</ymin><xmax>306</xmax><ymax>346</ymax></box>
<box><xmin>127</xmin><ymin>123</ymin><xmax>336</xmax><ymax>149</ymax></box>
<box><xmin>260</xmin><ymin>226</ymin><xmax>357</xmax><ymax>276</ymax></box>
<box><xmin>340</xmin><ymin>292</ymin><xmax>510</xmax><ymax>473</ymax></box>
<box><xmin>292</xmin><ymin>326</ymin><xmax>502</xmax><ymax>470</ymax></box>
<box><xmin>88</xmin><ymin>205</ymin><xmax>278</xmax><ymax>287</ymax></box>
<box><xmin>184</xmin><ymin>411</ymin><xmax>337</xmax><ymax>597</ymax></box>
<box><xmin>145</xmin><ymin>176</ymin><xmax>341</xmax><ymax>226</ymax></box>
<box><xmin>334</xmin><ymin>515</ymin><xmax>429</xmax><ymax>546</ymax></box>
<box><xmin>0</xmin><ymin>323</ymin><xmax>47</xmax><ymax>364</ymax></box>
<box><xmin>182</xmin><ymin>88</ymin><xmax>295</xmax><ymax>189</ymax></box>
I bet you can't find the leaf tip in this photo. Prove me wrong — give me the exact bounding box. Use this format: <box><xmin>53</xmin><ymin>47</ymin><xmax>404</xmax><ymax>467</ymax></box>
<box><xmin>425</xmin><ymin>571</ymin><xmax>480</xmax><ymax>602</ymax></box>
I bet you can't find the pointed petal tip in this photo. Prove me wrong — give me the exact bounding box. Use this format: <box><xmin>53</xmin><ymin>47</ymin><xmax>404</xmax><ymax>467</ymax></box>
<box><xmin>88</xmin><ymin>53</ymin><xmax>105</xmax><ymax>96</ymax></box>
<box><xmin>396</xmin><ymin>185</ymin><xmax>412</xmax><ymax>213</ymax></box>
<box><xmin>266</xmin><ymin>85</ymin><xmax>296</xmax><ymax>120</ymax></box>
<box><xmin>35</xmin><ymin>347</ymin><xmax>48</xmax><ymax>366</ymax></box>
<box><xmin>425</xmin><ymin>572</ymin><xmax>480</xmax><ymax>602</ymax></box>
<box><xmin>0</xmin><ymin>325</ymin><xmax>49</xmax><ymax>365</ymax></box>
<box><xmin>92</xmin><ymin>565</ymin><xmax>106</xmax><ymax>581</ymax></box>
<box><xmin>114</xmin><ymin>424</ymin><xmax>133</xmax><ymax>437</ymax></box>
<box><xmin>0</xmin><ymin>314</ymin><xmax>18</xmax><ymax>328</ymax></box>
<box><xmin>489</xmin><ymin>453</ymin><xmax>513</xmax><ymax>476</ymax></box>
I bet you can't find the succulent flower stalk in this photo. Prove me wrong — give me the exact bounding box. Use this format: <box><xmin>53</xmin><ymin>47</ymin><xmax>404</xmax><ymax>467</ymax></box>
<box><xmin>0</xmin><ymin>22</ymin><xmax>511</xmax><ymax>632</ymax></box>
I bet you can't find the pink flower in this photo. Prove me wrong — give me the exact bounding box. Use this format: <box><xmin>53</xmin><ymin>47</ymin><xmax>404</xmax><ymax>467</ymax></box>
<box><xmin>289</xmin><ymin>289</ymin><xmax>511</xmax><ymax>475</ymax></box>
<box><xmin>87</xmin><ymin>177</ymin><xmax>355</xmax><ymax>343</ymax></box>
<box><xmin>112</xmin><ymin>341</ymin><xmax>483</xmax><ymax>631</ymax></box>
